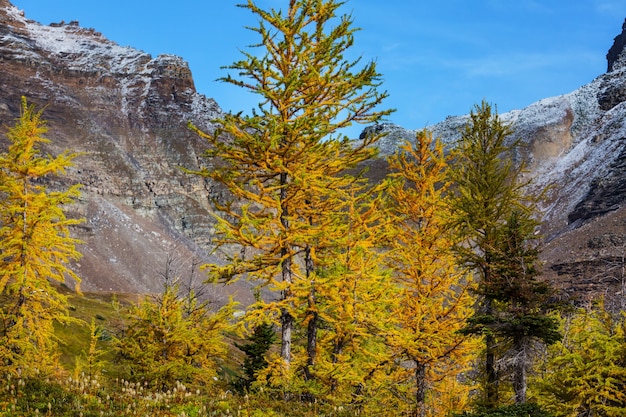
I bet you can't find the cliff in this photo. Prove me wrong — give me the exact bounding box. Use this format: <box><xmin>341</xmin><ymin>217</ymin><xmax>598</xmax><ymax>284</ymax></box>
<box><xmin>0</xmin><ymin>1</ymin><xmax>249</xmax><ymax>303</ymax></box>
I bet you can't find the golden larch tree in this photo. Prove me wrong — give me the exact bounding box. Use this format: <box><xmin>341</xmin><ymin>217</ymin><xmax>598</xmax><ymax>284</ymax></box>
<box><xmin>386</xmin><ymin>130</ymin><xmax>477</xmax><ymax>417</ymax></box>
<box><xmin>115</xmin><ymin>277</ymin><xmax>237</xmax><ymax>390</ymax></box>
<box><xmin>188</xmin><ymin>0</ymin><xmax>391</xmax><ymax>375</ymax></box>
<box><xmin>535</xmin><ymin>301</ymin><xmax>626</xmax><ymax>417</ymax></box>
<box><xmin>288</xmin><ymin>182</ymin><xmax>400</xmax><ymax>409</ymax></box>
<box><xmin>0</xmin><ymin>97</ymin><xmax>82</xmax><ymax>377</ymax></box>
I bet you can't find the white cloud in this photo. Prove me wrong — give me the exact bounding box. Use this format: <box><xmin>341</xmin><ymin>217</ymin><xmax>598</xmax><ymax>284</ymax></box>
<box><xmin>457</xmin><ymin>51</ymin><xmax>599</xmax><ymax>78</ymax></box>
<box><xmin>594</xmin><ymin>0</ymin><xmax>626</xmax><ymax>14</ymax></box>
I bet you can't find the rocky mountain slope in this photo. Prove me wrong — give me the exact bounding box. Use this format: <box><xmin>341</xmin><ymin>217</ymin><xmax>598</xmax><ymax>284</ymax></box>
<box><xmin>370</xmin><ymin>19</ymin><xmax>626</xmax><ymax>304</ymax></box>
<box><xmin>0</xmin><ymin>0</ymin><xmax>247</xmax><ymax>303</ymax></box>
<box><xmin>2</xmin><ymin>0</ymin><xmax>626</xmax><ymax>304</ymax></box>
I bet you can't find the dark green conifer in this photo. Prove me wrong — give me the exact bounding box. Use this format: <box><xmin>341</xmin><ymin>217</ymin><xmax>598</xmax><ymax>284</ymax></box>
<box><xmin>235</xmin><ymin>322</ymin><xmax>276</xmax><ymax>390</ymax></box>
<box><xmin>450</xmin><ymin>101</ymin><xmax>559</xmax><ymax>407</ymax></box>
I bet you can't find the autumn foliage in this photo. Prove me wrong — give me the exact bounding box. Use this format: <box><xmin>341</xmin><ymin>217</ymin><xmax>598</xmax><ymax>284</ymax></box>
<box><xmin>0</xmin><ymin>2</ymin><xmax>623</xmax><ymax>417</ymax></box>
<box><xmin>187</xmin><ymin>0</ymin><xmax>392</xmax><ymax>386</ymax></box>
<box><xmin>386</xmin><ymin>130</ymin><xmax>477</xmax><ymax>416</ymax></box>
<box><xmin>0</xmin><ymin>97</ymin><xmax>82</xmax><ymax>378</ymax></box>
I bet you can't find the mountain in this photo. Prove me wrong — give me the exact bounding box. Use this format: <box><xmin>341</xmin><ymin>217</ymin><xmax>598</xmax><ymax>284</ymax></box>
<box><xmin>365</xmin><ymin>19</ymin><xmax>626</xmax><ymax>304</ymax></box>
<box><xmin>2</xmin><ymin>0</ymin><xmax>626</xmax><ymax>304</ymax></box>
<box><xmin>0</xmin><ymin>0</ymin><xmax>253</xmax><ymax>304</ymax></box>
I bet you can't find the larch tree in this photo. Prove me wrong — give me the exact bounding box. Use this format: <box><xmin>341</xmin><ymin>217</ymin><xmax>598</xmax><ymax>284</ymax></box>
<box><xmin>0</xmin><ymin>97</ymin><xmax>82</xmax><ymax>377</ymax></box>
<box><xmin>115</xmin><ymin>277</ymin><xmax>237</xmax><ymax>389</ymax></box>
<box><xmin>449</xmin><ymin>101</ymin><xmax>558</xmax><ymax>407</ymax></box>
<box><xmin>298</xmin><ymin>183</ymin><xmax>399</xmax><ymax>409</ymax></box>
<box><xmin>536</xmin><ymin>301</ymin><xmax>626</xmax><ymax>417</ymax></box>
<box><xmin>386</xmin><ymin>130</ymin><xmax>477</xmax><ymax>417</ymax></box>
<box><xmin>188</xmin><ymin>0</ymin><xmax>391</xmax><ymax>374</ymax></box>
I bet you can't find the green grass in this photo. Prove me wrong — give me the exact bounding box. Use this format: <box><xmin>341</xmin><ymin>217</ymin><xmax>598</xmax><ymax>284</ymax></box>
<box><xmin>55</xmin><ymin>290</ymin><xmax>138</xmax><ymax>379</ymax></box>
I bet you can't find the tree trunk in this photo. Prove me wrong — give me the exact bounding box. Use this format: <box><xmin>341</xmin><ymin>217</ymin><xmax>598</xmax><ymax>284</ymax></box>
<box><xmin>280</xmin><ymin>254</ymin><xmax>293</xmax><ymax>366</ymax></box>
<box><xmin>330</xmin><ymin>338</ymin><xmax>344</xmax><ymax>393</ymax></box>
<box><xmin>305</xmin><ymin>245</ymin><xmax>317</xmax><ymax>381</ymax></box>
<box><xmin>483</xmin><ymin>286</ymin><xmax>499</xmax><ymax>408</ymax></box>
<box><xmin>513</xmin><ymin>337</ymin><xmax>527</xmax><ymax>404</ymax></box>
<box><xmin>485</xmin><ymin>332</ymin><xmax>498</xmax><ymax>407</ymax></box>
<box><xmin>280</xmin><ymin>172</ymin><xmax>293</xmax><ymax>366</ymax></box>
<box><xmin>414</xmin><ymin>360</ymin><xmax>427</xmax><ymax>417</ymax></box>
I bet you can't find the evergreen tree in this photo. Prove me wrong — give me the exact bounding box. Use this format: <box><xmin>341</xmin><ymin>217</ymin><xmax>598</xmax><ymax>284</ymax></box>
<box><xmin>235</xmin><ymin>321</ymin><xmax>276</xmax><ymax>390</ymax></box>
<box><xmin>188</xmin><ymin>0</ymin><xmax>391</xmax><ymax>375</ymax></box>
<box><xmin>487</xmin><ymin>210</ymin><xmax>560</xmax><ymax>404</ymax></box>
<box><xmin>386</xmin><ymin>130</ymin><xmax>477</xmax><ymax>417</ymax></box>
<box><xmin>0</xmin><ymin>97</ymin><xmax>82</xmax><ymax>378</ymax></box>
<box><xmin>449</xmin><ymin>101</ymin><xmax>558</xmax><ymax>407</ymax></box>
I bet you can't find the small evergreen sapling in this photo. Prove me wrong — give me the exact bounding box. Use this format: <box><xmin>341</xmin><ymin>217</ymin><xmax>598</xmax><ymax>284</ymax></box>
<box><xmin>235</xmin><ymin>322</ymin><xmax>276</xmax><ymax>390</ymax></box>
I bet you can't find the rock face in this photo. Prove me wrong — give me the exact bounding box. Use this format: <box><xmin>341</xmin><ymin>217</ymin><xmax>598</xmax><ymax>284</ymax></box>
<box><xmin>607</xmin><ymin>18</ymin><xmax>626</xmax><ymax>72</ymax></box>
<box><xmin>599</xmin><ymin>19</ymin><xmax>626</xmax><ymax>112</ymax></box>
<box><xmin>0</xmin><ymin>1</ymin><xmax>252</xmax><ymax>303</ymax></box>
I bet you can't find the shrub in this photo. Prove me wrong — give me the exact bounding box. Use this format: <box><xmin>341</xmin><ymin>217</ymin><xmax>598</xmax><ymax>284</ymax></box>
<box><xmin>456</xmin><ymin>403</ymin><xmax>554</xmax><ymax>417</ymax></box>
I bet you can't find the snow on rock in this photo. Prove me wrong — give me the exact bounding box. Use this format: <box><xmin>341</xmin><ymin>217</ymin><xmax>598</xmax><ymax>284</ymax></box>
<box><xmin>2</xmin><ymin>1</ymin><xmax>220</xmax><ymax>128</ymax></box>
<box><xmin>0</xmin><ymin>1</ymin><xmax>233</xmax><ymax>296</ymax></box>
<box><xmin>363</xmin><ymin>61</ymin><xmax>626</xmax><ymax>244</ymax></box>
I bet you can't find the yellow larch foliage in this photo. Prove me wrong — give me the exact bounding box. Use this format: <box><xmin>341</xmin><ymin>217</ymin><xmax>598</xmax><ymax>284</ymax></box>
<box><xmin>535</xmin><ymin>301</ymin><xmax>626</xmax><ymax>417</ymax></box>
<box><xmin>386</xmin><ymin>130</ymin><xmax>478</xmax><ymax>417</ymax></box>
<box><xmin>296</xmin><ymin>183</ymin><xmax>400</xmax><ymax>409</ymax></box>
<box><xmin>0</xmin><ymin>97</ymin><xmax>82</xmax><ymax>378</ymax></box>
<box><xmin>188</xmin><ymin>0</ymin><xmax>391</xmax><ymax>377</ymax></box>
<box><xmin>115</xmin><ymin>281</ymin><xmax>238</xmax><ymax>390</ymax></box>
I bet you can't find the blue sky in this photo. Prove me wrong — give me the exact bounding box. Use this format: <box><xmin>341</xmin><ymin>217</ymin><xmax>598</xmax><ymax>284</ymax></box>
<box><xmin>10</xmin><ymin>0</ymin><xmax>626</xmax><ymax>136</ymax></box>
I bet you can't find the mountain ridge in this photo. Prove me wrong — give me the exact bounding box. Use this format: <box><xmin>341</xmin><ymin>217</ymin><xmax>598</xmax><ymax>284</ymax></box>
<box><xmin>363</xmin><ymin>19</ymin><xmax>626</xmax><ymax>303</ymax></box>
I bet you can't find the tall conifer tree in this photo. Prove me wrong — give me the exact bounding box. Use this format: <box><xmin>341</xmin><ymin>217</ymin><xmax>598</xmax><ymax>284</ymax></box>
<box><xmin>449</xmin><ymin>101</ymin><xmax>521</xmax><ymax>407</ymax></box>
<box><xmin>0</xmin><ymin>97</ymin><xmax>82</xmax><ymax>377</ymax></box>
<box><xmin>301</xmin><ymin>183</ymin><xmax>398</xmax><ymax>408</ymax></box>
<box><xmin>189</xmin><ymin>0</ymin><xmax>391</xmax><ymax>373</ymax></box>
<box><xmin>449</xmin><ymin>101</ymin><xmax>558</xmax><ymax>407</ymax></box>
<box><xmin>386</xmin><ymin>130</ymin><xmax>477</xmax><ymax>417</ymax></box>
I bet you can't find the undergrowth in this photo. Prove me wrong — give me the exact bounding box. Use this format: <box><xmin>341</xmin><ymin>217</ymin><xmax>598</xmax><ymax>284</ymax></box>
<box><xmin>0</xmin><ymin>373</ymin><xmax>366</xmax><ymax>416</ymax></box>
<box><xmin>0</xmin><ymin>291</ymin><xmax>558</xmax><ymax>416</ymax></box>
<box><xmin>0</xmin><ymin>292</ymin><xmax>363</xmax><ymax>416</ymax></box>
